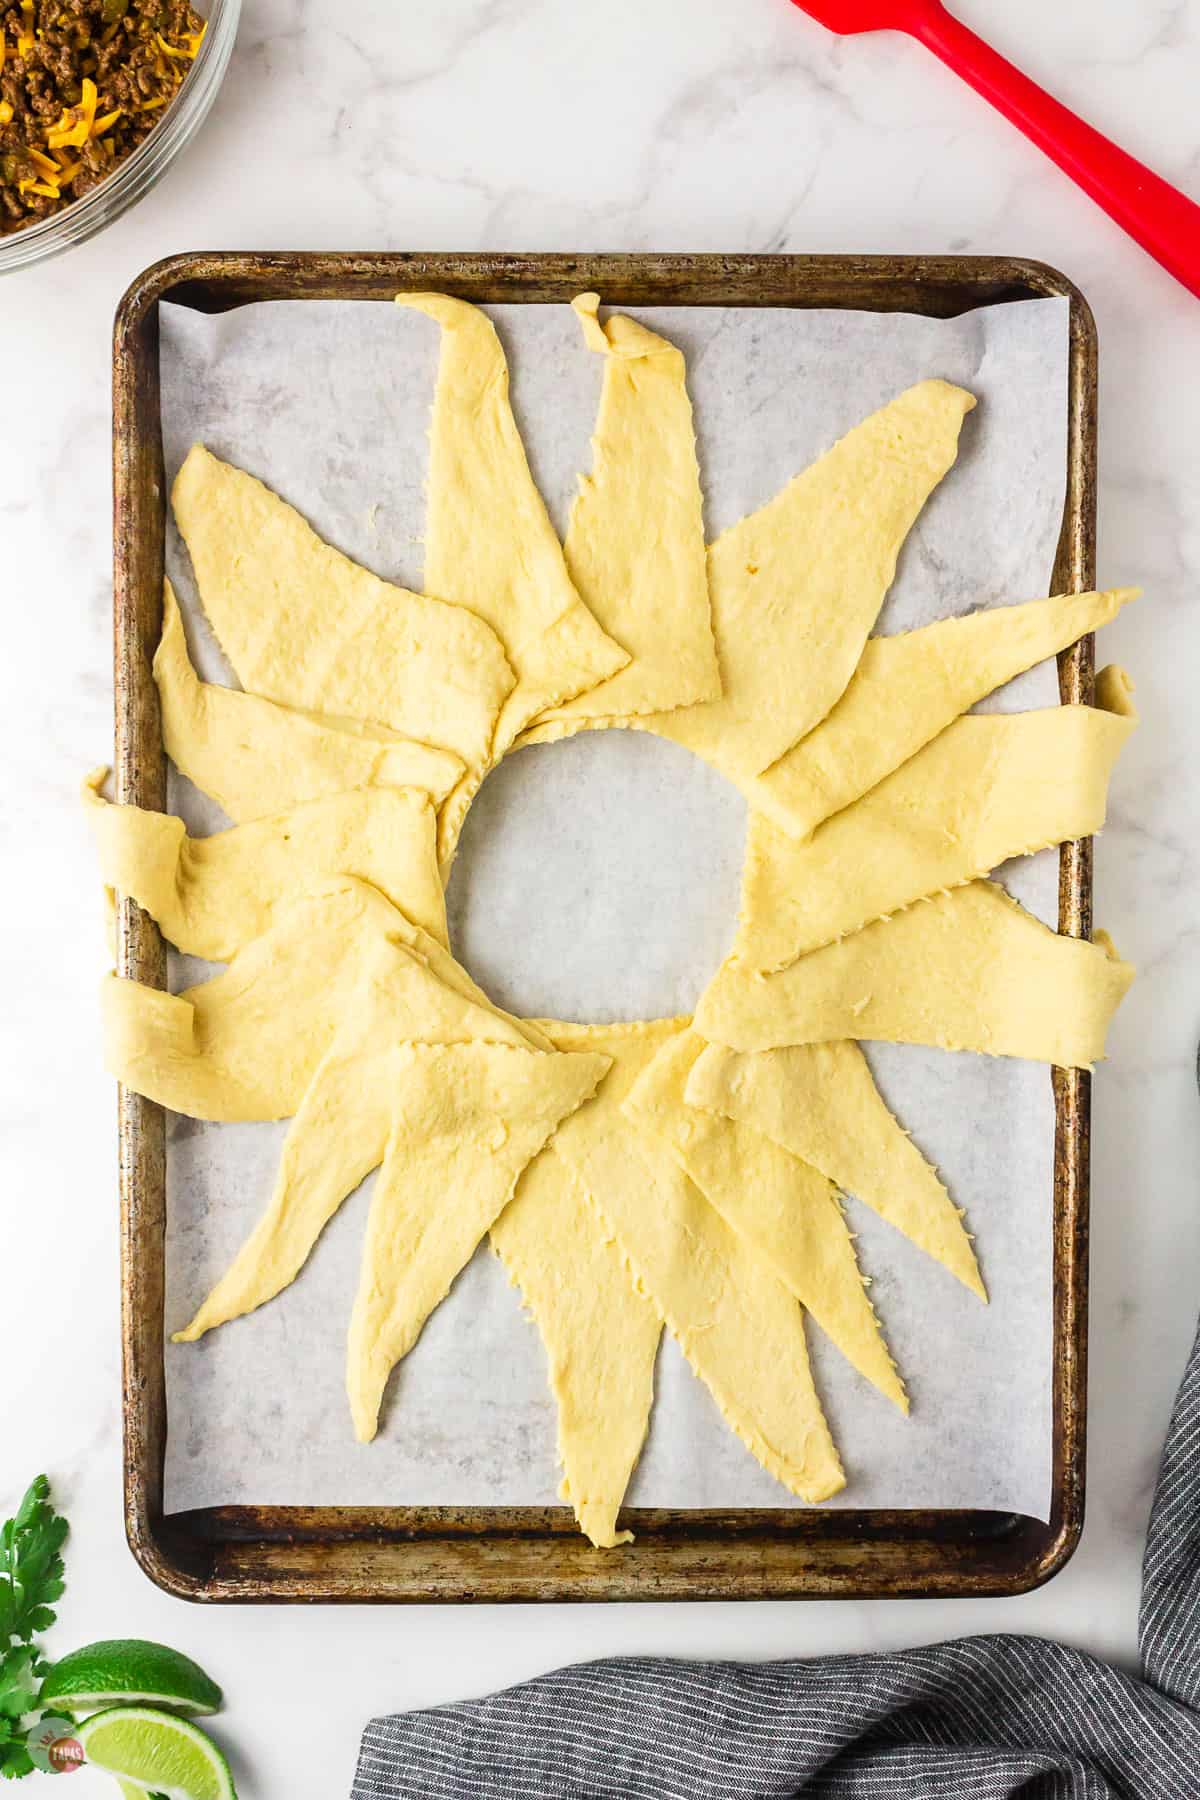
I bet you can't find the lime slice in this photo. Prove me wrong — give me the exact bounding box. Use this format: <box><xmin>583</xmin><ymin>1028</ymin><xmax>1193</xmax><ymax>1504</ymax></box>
<box><xmin>76</xmin><ymin>1707</ymin><xmax>236</xmax><ymax>1800</ymax></box>
<box><xmin>41</xmin><ymin>1641</ymin><xmax>222</xmax><ymax>1717</ymax></box>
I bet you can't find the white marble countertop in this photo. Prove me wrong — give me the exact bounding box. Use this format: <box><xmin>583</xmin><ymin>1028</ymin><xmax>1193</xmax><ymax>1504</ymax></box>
<box><xmin>4</xmin><ymin>1</ymin><xmax>1199</xmax><ymax>1793</ymax></box>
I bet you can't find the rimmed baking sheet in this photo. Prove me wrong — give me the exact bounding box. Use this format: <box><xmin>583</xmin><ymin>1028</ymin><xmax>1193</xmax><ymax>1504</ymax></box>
<box><xmin>113</xmin><ymin>251</ymin><xmax>1095</xmax><ymax>1601</ymax></box>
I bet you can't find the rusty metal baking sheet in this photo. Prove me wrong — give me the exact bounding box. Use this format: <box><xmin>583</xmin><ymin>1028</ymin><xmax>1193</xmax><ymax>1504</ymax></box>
<box><xmin>113</xmin><ymin>252</ymin><xmax>1095</xmax><ymax>1602</ymax></box>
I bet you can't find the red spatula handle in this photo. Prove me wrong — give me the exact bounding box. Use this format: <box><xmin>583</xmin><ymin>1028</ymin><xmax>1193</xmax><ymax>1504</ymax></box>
<box><xmin>914</xmin><ymin>3</ymin><xmax>1200</xmax><ymax>299</ymax></box>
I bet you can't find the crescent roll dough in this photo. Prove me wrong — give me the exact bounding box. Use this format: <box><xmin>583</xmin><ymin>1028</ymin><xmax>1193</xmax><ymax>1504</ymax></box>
<box><xmin>545</xmin><ymin>1020</ymin><xmax>845</xmax><ymax>1504</ymax></box>
<box><xmin>493</xmin><ymin>1149</ymin><xmax>662</xmax><ymax>1549</ymax></box>
<box><xmin>741</xmin><ymin>586</ymin><xmax>1138</xmax><ymax>840</ymax></box>
<box><xmin>172</xmin><ymin>445</ymin><xmax>514</xmax><ymax>769</ymax></box>
<box><xmin>102</xmin><ymin>880</ymin><xmax>530</xmax><ymax>1122</ymax></box>
<box><xmin>154</xmin><ymin>581</ymin><xmax>464</xmax><ymax>822</ymax></box>
<box><xmin>84</xmin><ymin>773</ymin><xmax>448</xmax><ymax>959</ymax></box>
<box><xmin>686</xmin><ymin>1039</ymin><xmax>984</xmax><ymax>1299</ymax></box>
<box><xmin>735</xmin><ymin>666</ymin><xmax>1137</xmax><ymax>972</ymax></box>
<box><xmin>624</xmin><ymin>1027</ymin><xmax>906</xmax><ymax>1411</ymax></box>
<box><xmin>396</xmin><ymin>294</ymin><xmax>628</xmax><ymax>868</ymax></box>
<box><xmin>697</xmin><ymin>880</ymin><xmax>1134</xmax><ymax>1068</ymax></box>
<box><xmin>594</xmin><ymin>381</ymin><xmax>973</xmax><ymax>781</ymax></box>
<box><xmin>346</xmin><ymin>1042</ymin><xmax>610</xmax><ymax>1442</ymax></box>
<box><xmin>529</xmin><ymin>294</ymin><xmax>717</xmax><ymax>727</ymax></box>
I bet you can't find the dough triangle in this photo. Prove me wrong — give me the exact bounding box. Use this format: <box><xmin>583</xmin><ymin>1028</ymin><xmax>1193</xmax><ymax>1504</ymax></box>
<box><xmin>696</xmin><ymin>880</ymin><xmax>1134</xmax><ymax>1068</ymax></box>
<box><xmin>735</xmin><ymin>667</ymin><xmax>1137</xmax><ymax>971</ymax></box>
<box><xmin>742</xmin><ymin>587</ymin><xmax>1139</xmax><ymax>840</ymax></box>
<box><xmin>613</xmin><ymin>379</ymin><xmax>975</xmax><ymax>784</ymax></box>
<box><xmin>173</xmin><ymin>1043</ymin><xmax>395</xmax><ymax>1343</ymax></box>
<box><xmin>103</xmin><ymin>879</ymin><xmax>534</xmax><ymax>1122</ymax></box>
<box><xmin>397</xmin><ymin>294</ymin><xmax>628</xmax><ymax>867</ymax></box>
<box><xmin>687</xmin><ymin>1039</ymin><xmax>984</xmax><ymax>1298</ymax></box>
<box><xmin>624</xmin><ymin>1028</ymin><xmax>906</xmax><ymax>1410</ymax></box>
<box><xmin>168</xmin><ymin>902</ymin><xmax>562</xmax><ymax>1340</ymax></box>
<box><xmin>154</xmin><ymin>581</ymin><xmax>463</xmax><ymax>822</ymax></box>
<box><xmin>543</xmin><ymin>1019</ymin><xmax>844</xmax><ymax>1503</ymax></box>
<box><xmin>531</xmin><ymin>294</ymin><xmax>717</xmax><ymax>726</ymax></box>
<box><xmin>85</xmin><ymin>773</ymin><xmax>448</xmax><ymax>960</ymax></box>
<box><xmin>493</xmin><ymin>1147</ymin><xmax>662</xmax><ymax>1548</ymax></box>
<box><xmin>171</xmin><ymin>445</ymin><xmax>514</xmax><ymax>768</ymax></box>
<box><xmin>347</xmin><ymin>1041</ymin><xmax>610</xmax><ymax>1442</ymax></box>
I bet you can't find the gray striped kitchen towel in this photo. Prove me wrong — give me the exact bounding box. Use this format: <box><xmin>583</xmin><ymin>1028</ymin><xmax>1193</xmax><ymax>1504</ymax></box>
<box><xmin>352</xmin><ymin>1311</ymin><xmax>1200</xmax><ymax>1798</ymax></box>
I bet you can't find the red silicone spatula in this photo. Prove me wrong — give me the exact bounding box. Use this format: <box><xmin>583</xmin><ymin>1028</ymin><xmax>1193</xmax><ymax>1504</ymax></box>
<box><xmin>789</xmin><ymin>0</ymin><xmax>1200</xmax><ymax>300</ymax></box>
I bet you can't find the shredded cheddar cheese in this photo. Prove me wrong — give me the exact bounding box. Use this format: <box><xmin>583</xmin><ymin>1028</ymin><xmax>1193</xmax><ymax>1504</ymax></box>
<box><xmin>47</xmin><ymin>83</ymin><xmax>117</xmax><ymax>150</ymax></box>
<box><xmin>2</xmin><ymin>0</ymin><xmax>207</xmax><ymax>237</ymax></box>
<box><xmin>45</xmin><ymin>121</ymin><xmax>86</xmax><ymax>150</ymax></box>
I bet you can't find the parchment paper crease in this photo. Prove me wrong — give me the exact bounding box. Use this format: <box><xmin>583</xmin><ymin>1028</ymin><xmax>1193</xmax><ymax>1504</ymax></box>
<box><xmin>159</xmin><ymin>296</ymin><xmax>1069</xmax><ymax>1519</ymax></box>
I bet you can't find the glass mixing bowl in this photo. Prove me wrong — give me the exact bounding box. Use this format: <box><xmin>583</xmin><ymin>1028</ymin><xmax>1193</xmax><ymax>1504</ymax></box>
<box><xmin>0</xmin><ymin>0</ymin><xmax>240</xmax><ymax>276</ymax></box>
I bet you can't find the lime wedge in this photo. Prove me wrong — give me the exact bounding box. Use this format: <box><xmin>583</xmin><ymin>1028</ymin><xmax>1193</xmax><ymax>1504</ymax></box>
<box><xmin>76</xmin><ymin>1707</ymin><xmax>236</xmax><ymax>1800</ymax></box>
<box><xmin>41</xmin><ymin>1641</ymin><xmax>222</xmax><ymax>1718</ymax></box>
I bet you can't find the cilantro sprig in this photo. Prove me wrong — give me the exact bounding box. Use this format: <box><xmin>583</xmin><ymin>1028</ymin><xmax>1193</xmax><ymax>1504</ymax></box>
<box><xmin>0</xmin><ymin>1478</ymin><xmax>66</xmax><ymax>1650</ymax></box>
<box><xmin>0</xmin><ymin>1477</ymin><xmax>67</xmax><ymax>1780</ymax></box>
<box><xmin>0</xmin><ymin>1476</ymin><xmax>221</xmax><ymax>1792</ymax></box>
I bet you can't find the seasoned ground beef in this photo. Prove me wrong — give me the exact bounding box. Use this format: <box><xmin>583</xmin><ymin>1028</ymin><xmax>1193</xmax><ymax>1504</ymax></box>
<box><xmin>1</xmin><ymin>0</ymin><xmax>205</xmax><ymax>235</ymax></box>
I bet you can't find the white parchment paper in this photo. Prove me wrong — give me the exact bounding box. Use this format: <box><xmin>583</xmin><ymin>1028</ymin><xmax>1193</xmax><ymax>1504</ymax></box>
<box><xmin>158</xmin><ymin>295</ymin><xmax>1069</xmax><ymax>1519</ymax></box>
